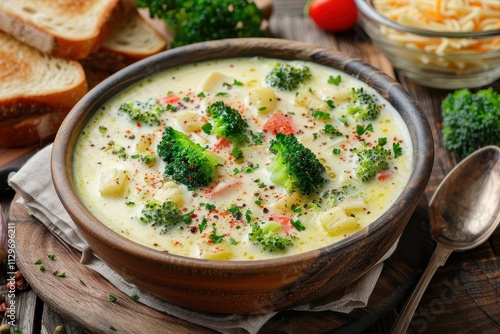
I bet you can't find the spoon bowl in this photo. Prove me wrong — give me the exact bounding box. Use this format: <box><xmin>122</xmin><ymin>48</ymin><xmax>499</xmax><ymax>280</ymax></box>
<box><xmin>391</xmin><ymin>145</ymin><xmax>500</xmax><ymax>334</ymax></box>
<box><xmin>430</xmin><ymin>145</ymin><xmax>500</xmax><ymax>250</ymax></box>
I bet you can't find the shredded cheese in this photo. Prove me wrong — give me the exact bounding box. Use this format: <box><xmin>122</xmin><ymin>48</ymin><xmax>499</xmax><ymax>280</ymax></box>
<box><xmin>374</xmin><ymin>0</ymin><xmax>500</xmax><ymax>55</ymax></box>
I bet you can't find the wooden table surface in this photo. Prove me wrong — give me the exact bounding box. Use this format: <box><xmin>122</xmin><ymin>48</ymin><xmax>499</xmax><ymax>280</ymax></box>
<box><xmin>1</xmin><ymin>0</ymin><xmax>499</xmax><ymax>333</ymax></box>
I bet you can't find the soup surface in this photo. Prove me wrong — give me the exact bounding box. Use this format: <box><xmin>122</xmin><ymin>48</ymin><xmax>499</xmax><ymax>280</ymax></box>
<box><xmin>74</xmin><ymin>57</ymin><xmax>413</xmax><ymax>260</ymax></box>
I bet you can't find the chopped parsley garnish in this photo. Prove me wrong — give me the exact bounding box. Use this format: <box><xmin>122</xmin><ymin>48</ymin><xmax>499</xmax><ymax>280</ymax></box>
<box><xmin>245</xmin><ymin>210</ymin><xmax>252</xmax><ymax>223</ymax></box>
<box><xmin>231</xmin><ymin>147</ymin><xmax>243</xmax><ymax>160</ymax></box>
<box><xmin>209</xmin><ymin>224</ymin><xmax>225</xmax><ymax>244</ymax></box>
<box><xmin>291</xmin><ymin>219</ymin><xmax>306</xmax><ymax>231</ymax></box>
<box><xmin>323</xmin><ymin>124</ymin><xmax>343</xmax><ymax>136</ymax></box>
<box><xmin>201</xmin><ymin>122</ymin><xmax>213</xmax><ymax>134</ymax></box>
<box><xmin>378</xmin><ymin>137</ymin><xmax>388</xmax><ymax>146</ymax></box>
<box><xmin>198</xmin><ymin>218</ymin><xmax>208</xmax><ymax>233</ymax></box>
<box><xmin>201</xmin><ymin>203</ymin><xmax>216</xmax><ymax>211</ymax></box>
<box><xmin>234</xmin><ymin>163</ymin><xmax>259</xmax><ymax>174</ymax></box>
<box><xmin>393</xmin><ymin>142</ymin><xmax>403</xmax><ymax>157</ymax></box>
<box><xmin>141</xmin><ymin>154</ymin><xmax>156</xmax><ymax>165</ymax></box>
<box><xmin>48</xmin><ymin>254</ymin><xmax>56</xmax><ymax>260</ymax></box>
<box><xmin>108</xmin><ymin>295</ymin><xmax>117</xmax><ymax>302</ymax></box>
<box><xmin>356</xmin><ymin>123</ymin><xmax>373</xmax><ymax>135</ymax></box>
<box><xmin>223</xmin><ymin>79</ymin><xmax>243</xmax><ymax>87</ymax></box>
<box><xmin>313</xmin><ymin>110</ymin><xmax>331</xmax><ymax>120</ymax></box>
<box><xmin>328</xmin><ymin>75</ymin><xmax>342</xmax><ymax>86</ymax></box>
<box><xmin>227</xmin><ymin>205</ymin><xmax>243</xmax><ymax>220</ymax></box>
<box><xmin>291</xmin><ymin>204</ymin><xmax>302</xmax><ymax>213</ymax></box>
<box><xmin>250</xmin><ymin>131</ymin><xmax>264</xmax><ymax>145</ymax></box>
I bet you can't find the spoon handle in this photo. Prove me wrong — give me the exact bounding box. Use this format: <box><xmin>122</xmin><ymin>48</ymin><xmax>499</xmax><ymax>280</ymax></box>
<box><xmin>389</xmin><ymin>243</ymin><xmax>454</xmax><ymax>334</ymax></box>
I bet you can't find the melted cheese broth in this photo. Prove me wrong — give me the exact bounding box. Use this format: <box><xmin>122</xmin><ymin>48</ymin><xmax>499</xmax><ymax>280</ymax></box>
<box><xmin>74</xmin><ymin>58</ymin><xmax>413</xmax><ymax>261</ymax></box>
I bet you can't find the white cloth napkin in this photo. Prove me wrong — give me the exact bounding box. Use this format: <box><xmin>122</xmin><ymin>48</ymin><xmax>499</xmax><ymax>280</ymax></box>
<box><xmin>8</xmin><ymin>144</ymin><xmax>398</xmax><ymax>334</ymax></box>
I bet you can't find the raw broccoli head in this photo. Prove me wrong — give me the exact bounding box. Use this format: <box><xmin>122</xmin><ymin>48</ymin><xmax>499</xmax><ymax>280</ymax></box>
<box><xmin>249</xmin><ymin>221</ymin><xmax>293</xmax><ymax>252</ymax></box>
<box><xmin>139</xmin><ymin>200</ymin><xmax>183</xmax><ymax>230</ymax></box>
<box><xmin>119</xmin><ymin>98</ymin><xmax>167</xmax><ymax>126</ymax></box>
<box><xmin>352</xmin><ymin>139</ymin><xmax>391</xmax><ymax>182</ymax></box>
<box><xmin>157</xmin><ymin>126</ymin><xmax>219</xmax><ymax>190</ymax></box>
<box><xmin>136</xmin><ymin>0</ymin><xmax>264</xmax><ymax>48</ymax></box>
<box><xmin>265</xmin><ymin>64</ymin><xmax>312</xmax><ymax>91</ymax></box>
<box><xmin>347</xmin><ymin>87</ymin><xmax>381</xmax><ymax>121</ymax></box>
<box><xmin>206</xmin><ymin>101</ymin><xmax>249</xmax><ymax>146</ymax></box>
<box><xmin>442</xmin><ymin>88</ymin><xmax>500</xmax><ymax>159</ymax></box>
<box><xmin>268</xmin><ymin>133</ymin><xmax>327</xmax><ymax>195</ymax></box>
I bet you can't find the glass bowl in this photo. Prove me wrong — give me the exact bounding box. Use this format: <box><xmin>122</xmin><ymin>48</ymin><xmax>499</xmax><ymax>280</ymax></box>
<box><xmin>355</xmin><ymin>0</ymin><xmax>500</xmax><ymax>89</ymax></box>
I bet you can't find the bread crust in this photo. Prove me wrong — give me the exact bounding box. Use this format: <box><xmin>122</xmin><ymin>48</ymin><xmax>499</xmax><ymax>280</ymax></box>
<box><xmin>0</xmin><ymin>83</ymin><xmax>87</xmax><ymax>121</ymax></box>
<box><xmin>81</xmin><ymin>9</ymin><xmax>168</xmax><ymax>72</ymax></box>
<box><xmin>0</xmin><ymin>111</ymin><xmax>68</xmax><ymax>147</ymax></box>
<box><xmin>100</xmin><ymin>9</ymin><xmax>167</xmax><ymax>61</ymax></box>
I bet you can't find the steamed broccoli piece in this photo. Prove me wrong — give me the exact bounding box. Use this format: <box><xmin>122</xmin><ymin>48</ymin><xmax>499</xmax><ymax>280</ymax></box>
<box><xmin>267</xmin><ymin>133</ymin><xmax>327</xmax><ymax>195</ymax></box>
<box><xmin>249</xmin><ymin>221</ymin><xmax>293</xmax><ymax>252</ymax></box>
<box><xmin>265</xmin><ymin>64</ymin><xmax>312</xmax><ymax>91</ymax></box>
<box><xmin>136</xmin><ymin>0</ymin><xmax>264</xmax><ymax>48</ymax></box>
<box><xmin>352</xmin><ymin>139</ymin><xmax>391</xmax><ymax>182</ymax></box>
<box><xmin>139</xmin><ymin>200</ymin><xmax>183</xmax><ymax>230</ymax></box>
<box><xmin>442</xmin><ymin>88</ymin><xmax>500</xmax><ymax>159</ymax></box>
<box><xmin>157</xmin><ymin>127</ymin><xmax>219</xmax><ymax>190</ymax></box>
<box><xmin>206</xmin><ymin>101</ymin><xmax>249</xmax><ymax>146</ymax></box>
<box><xmin>119</xmin><ymin>98</ymin><xmax>167</xmax><ymax>126</ymax></box>
<box><xmin>321</xmin><ymin>184</ymin><xmax>356</xmax><ymax>207</ymax></box>
<box><xmin>347</xmin><ymin>87</ymin><xmax>381</xmax><ymax>121</ymax></box>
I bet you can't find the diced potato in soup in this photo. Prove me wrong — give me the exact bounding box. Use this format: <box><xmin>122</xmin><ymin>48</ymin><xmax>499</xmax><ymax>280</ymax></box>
<box><xmin>74</xmin><ymin>57</ymin><xmax>413</xmax><ymax>261</ymax></box>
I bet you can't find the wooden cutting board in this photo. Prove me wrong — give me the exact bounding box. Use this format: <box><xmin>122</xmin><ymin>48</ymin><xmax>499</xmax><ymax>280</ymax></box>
<box><xmin>12</xmin><ymin>196</ymin><xmax>434</xmax><ymax>334</ymax></box>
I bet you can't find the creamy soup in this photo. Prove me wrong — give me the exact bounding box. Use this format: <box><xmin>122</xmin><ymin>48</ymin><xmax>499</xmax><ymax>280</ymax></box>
<box><xmin>74</xmin><ymin>57</ymin><xmax>413</xmax><ymax>261</ymax></box>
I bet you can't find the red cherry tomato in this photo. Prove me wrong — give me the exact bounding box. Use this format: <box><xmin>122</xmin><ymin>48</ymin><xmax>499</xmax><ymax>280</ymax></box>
<box><xmin>306</xmin><ymin>0</ymin><xmax>358</xmax><ymax>32</ymax></box>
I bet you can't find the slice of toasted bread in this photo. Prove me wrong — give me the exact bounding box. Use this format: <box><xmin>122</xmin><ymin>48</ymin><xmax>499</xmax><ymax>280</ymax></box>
<box><xmin>0</xmin><ymin>31</ymin><xmax>88</xmax><ymax>120</ymax></box>
<box><xmin>102</xmin><ymin>8</ymin><xmax>167</xmax><ymax>61</ymax></box>
<box><xmin>0</xmin><ymin>0</ymin><xmax>135</xmax><ymax>59</ymax></box>
<box><xmin>0</xmin><ymin>31</ymin><xmax>87</xmax><ymax>146</ymax></box>
<box><xmin>81</xmin><ymin>8</ymin><xmax>168</xmax><ymax>72</ymax></box>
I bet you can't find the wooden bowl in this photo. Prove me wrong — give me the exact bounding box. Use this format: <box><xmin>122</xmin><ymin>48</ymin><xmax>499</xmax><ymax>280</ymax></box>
<box><xmin>51</xmin><ymin>38</ymin><xmax>434</xmax><ymax>314</ymax></box>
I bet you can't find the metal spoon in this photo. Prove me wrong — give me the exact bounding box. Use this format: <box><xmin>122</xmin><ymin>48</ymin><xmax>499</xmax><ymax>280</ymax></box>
<box><xmin>390</xmin><ymin>145</ymin><xmax>500</xmax><ymax>334</ymax></box>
